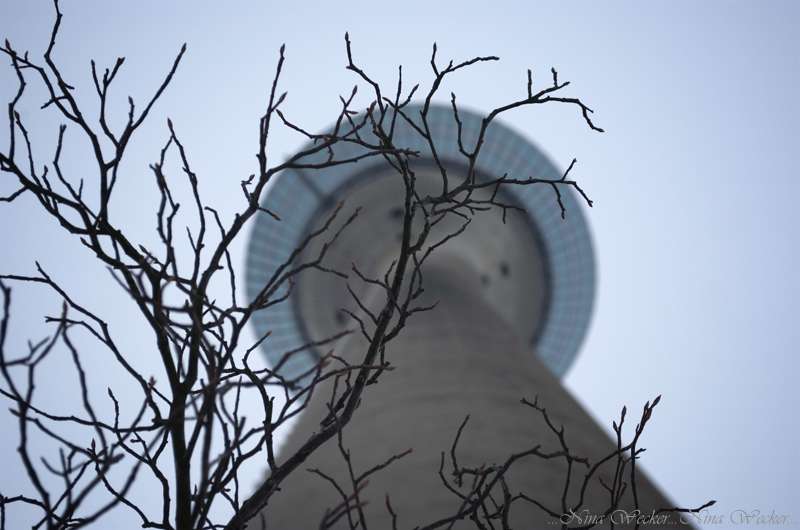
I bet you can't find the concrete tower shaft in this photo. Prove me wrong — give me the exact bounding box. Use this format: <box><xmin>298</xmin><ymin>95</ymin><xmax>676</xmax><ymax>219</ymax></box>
<box><xmin>262</xmin><ymin>263</ymin><xmax>676</xmax><ymax>528</ymax></box>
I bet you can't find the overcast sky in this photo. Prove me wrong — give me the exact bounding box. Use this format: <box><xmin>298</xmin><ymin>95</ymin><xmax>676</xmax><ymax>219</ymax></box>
<box><xmin>1</xmin><ymin>1</ymin><xmax>798</xmax><ymax>528</ymax></box>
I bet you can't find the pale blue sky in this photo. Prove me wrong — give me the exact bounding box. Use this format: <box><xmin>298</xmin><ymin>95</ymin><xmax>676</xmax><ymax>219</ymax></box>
<box><xmin>1</xmin><ymin>1</ymin><xmax>798</xmax><ymax>528</ymax></box>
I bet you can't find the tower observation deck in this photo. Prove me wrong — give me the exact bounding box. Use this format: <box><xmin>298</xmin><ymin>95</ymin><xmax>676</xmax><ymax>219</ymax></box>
<box><xmin>245</xmin><ymin>106</ymin><xmax>679</xmax><ymax>528</ymax></box>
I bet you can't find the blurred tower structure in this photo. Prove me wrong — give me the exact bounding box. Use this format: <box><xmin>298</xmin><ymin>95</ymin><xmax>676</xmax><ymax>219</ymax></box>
<box><xmin>246</xmin><ymin>106</ymin><xmax>678</xmax><ymax>528</ymax></box>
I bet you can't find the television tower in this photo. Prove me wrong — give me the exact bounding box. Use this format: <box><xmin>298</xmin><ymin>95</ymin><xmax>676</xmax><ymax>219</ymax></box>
<box><xmin>245</xmin><ymin>106</ymin><xmax>680</xmax><ymax>528</ymax></box>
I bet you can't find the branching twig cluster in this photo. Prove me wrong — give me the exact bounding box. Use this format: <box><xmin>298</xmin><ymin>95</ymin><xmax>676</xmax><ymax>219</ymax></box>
<box><xmin>0</xmin><ymin>2</ymin><xmax>710</xmax><ymax>530</ymax></box>
<box><xmin>301</xmin><ymin>396</ymin><xmax>715</xmax><ymax>530</ymax></box>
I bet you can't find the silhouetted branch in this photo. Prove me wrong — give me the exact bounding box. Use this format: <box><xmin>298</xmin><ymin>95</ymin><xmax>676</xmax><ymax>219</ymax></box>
<box><xmin>0</xmin><ymin>3</ymin><xmax>709</xmax><ymax>530</ymax></box>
